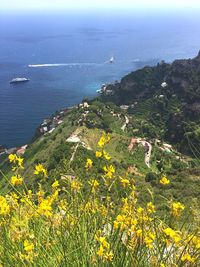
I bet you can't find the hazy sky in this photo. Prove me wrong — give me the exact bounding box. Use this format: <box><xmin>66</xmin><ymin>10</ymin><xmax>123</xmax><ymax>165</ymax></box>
<box><xmin>1</xmin><ymin>0</ymin><xmax>200</xmax><ymax>10</ymax></box>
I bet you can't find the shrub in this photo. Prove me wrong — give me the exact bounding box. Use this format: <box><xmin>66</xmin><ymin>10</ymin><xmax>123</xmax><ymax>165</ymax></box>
<box><xmin>145</xmin><ymin>172</ymin><xmax>158</xmax><ymax>182</ymax></box>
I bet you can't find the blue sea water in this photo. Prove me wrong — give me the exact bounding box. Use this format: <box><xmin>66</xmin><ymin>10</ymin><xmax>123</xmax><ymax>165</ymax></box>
<box><xmin>0</xmin><ymin>10</ymin><xmax>200</xmax><ymax>148</ymax></box>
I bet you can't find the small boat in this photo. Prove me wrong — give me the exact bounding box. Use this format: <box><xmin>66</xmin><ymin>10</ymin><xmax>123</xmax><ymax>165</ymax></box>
<box><xmin>10</xmin><ymin>78</ymin><xmax>30</xmax><ymax>84</ymax></box>
<box><xmin>109</xmin><ymin>56</ymin><xmax>114</xmax><ymax>63</ymax></box>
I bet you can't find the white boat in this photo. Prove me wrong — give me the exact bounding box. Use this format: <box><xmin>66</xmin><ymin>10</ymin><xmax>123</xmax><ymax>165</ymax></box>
<box><xmin>109</xmin><ymin>56</ymin><xmax>114</xmax><ymax>63</ymax></box>
<box><xmin>10</xmin><ymin>78</ymin><xmax>30</xmax><ymax>84</ymax></box>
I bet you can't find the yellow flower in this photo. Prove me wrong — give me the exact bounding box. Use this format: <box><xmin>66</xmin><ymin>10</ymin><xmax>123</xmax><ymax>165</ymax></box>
<box><xmin>144</xmin><ymin>232</ymin><xmax>155</xmax><ymax>249</ymax></box>
<box><xmin>104</xmin><ymin>251</ymin><xmax>113</xmax><ymax>262</ymax></box>
<box><xmin>137</xmin><ymin>207</ymin><xmax>144</xmax><ymax>214</ymax></box>
<box><xmin>160</xmin><ymin>176</ymin><xmax>170</xmax><ymax>185</ymax></box>
<box><xmin>52</xmin><ymin>180</ymin><xmax>59</xmax><ymax>189</ymax></box>
<box><xmin>8</xmin><ymin>154</ymin><xmax>24</xmax><ymax>169</ymax></box>
<box><xmin>71</xmin><ymin>180</ymin><xmax>83</xmax><ymax>192</ymax></box>
<box><xmin>190</xmin><ymin>235</ymin><xmax>200</xmax><ymax>249</ymax></box>
<box><xmin>96</xmin><ymin>244</ymin><xmax>104</xmax><ymax>257</ymax></box>
<box><xmin>171</xmin><ymin>202</ymin><xmax>185</xmax><ymax>217</ymax></box>
<box><xmin>36</xmin><ymin>198</ymin><xmax>53</xmax><ymax>217</ymax></box>
<box><xmin>88</xmin><ymin>179</ymin><xmax>99</xmax><ymax>193</ymax></box>
<box><xmin>181</xmin><ymin>253</ymin><xmax>195</xmax><ymax>263</ymax></box>
<box><xmin>24</xmin><ymin>239</ymin><xmax>34</xmax><ymax>253</ymax></box>
<box><xmin>113</xmin><ymin>214</ymin><xmax>126</xmax><ymax>229</ymax></box>
<box><xmin>0</xmin><ymin>196</ymin><xmax>10</xmax><ymax>215</ymax></box>
<box><xmin>16</xmin><ymin>157</ymin><xmax>24</xmax><ymax>169</ymax></box>
<box><xmin>147</xmin><ymin>202</ymin><xmax>155</xmax><ymax>214</ymax></box>
<box><xmin>8</xmin><ymin>153</ymin><xmax>17</xmax><ymax>163</ymax></box>
<box><xmin>103</xmin><ymin>165</ymin><xmax>115</xmax><ymax>179</ymax></box>
<box><xmin>120</xmin><ymin>177</ymin><xmax>130</xmax><ymax>187</ymax></box>
<box><xmin>136</xmin><ymin>229</ymin><xmax>142</xmax><ymax>238</ymax></box>
<box><xmin>96</xmin><ymin>234</ymin><xmax>113</xmax><ymax>261</ymax></box>
<box><xmin>34</xmin><ymin>164</ymin><xmax>47</xmax><ymax>177</ymax></box>
<box><xmin>103</xmin><ymin>150</ymin><xmax>111</xmax><ymax>160</ymax></box>
<box><xmin>97</xmin><ymin>133</ymin><xmax>110</xmax><ymax>148</ymax></box>
<box><xmin>98</xmin><ymin>140</ymin><xmax>104</xmax><ymax>148</ymax></box>
<box><xmin>95</xmin><ymin>151</ymin><xmax>102</xmax><ymax>158</ymax></box>
<box><xmin>98</xmin><ymin>237</ymin><xmax>109</xmax><ymax>248</ymax></box>
<box><xmin>163</xmin><ymin>227</ymin><xmax>181</xmax><ymax>243</ymax></box>
<box><xmin>10</xmin><ymin>175</ymin><xmax>23</xmax><ymax>186</ymax></box>
<box><xmin>85</xmin><ymin>158</ymin><xmax>93</xmax><ymax>169</ymax></box>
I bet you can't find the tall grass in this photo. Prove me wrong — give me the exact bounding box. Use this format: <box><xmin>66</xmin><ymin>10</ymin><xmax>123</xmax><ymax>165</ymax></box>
<box><xmin>0</xmin><ymin>133</ymin><xmax>199</xmax><ymax>266</ymax></box>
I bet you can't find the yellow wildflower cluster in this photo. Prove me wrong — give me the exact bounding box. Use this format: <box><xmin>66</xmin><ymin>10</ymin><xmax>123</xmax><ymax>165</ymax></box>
<box><xmin>8</xmin><ymin>153</ymin><xmax>24</xmax><ymax>169</ymax></box>
<box><xmin>103</xmin><ymin>164</ymin><xmax>115</xmax><ymax>179</ymax></box>
<box><xmin>95</xmin><ymin>150</ymin><xmax>111</xmax><ymax>160</ymax></box>
<box><xmin>36</xmin><ymin>198</ymin><xmax>53</xmax><ymax>217</ymax></box>
<box><xmin>114</xmin><ymin>195</ymin><xmax>157</xmax><ymax>251</ymax></box>
<box><xmin>181</xmin><ymin>253</ymin><xmax>195</xmax><ymax>263</ymax></box>
<box><xmin>24</xmin><ymin>239</ymin><xmax>34</xmax><ymax>253</ymax></box>
<box><xmin>96</xmin><ymin>150</ymin><xmax>111</xmax><ymax>160</ymax></box>
<box><xmin>189</xmin><ymin>235</ymin><xmax>200</xmax><ymax>249</ymax></box>
<box><xmin>52</xmin><ymin>180</ymin><xmax>59</xmax><ymax>189</ymax></box>
<box><xmin>0</xmin><ymin>196</ymin><xmax>10</xmax><ymax>215</ymax></box>
<box><xmin>144</xmin><ymin>232</ymin><xmax>156</xmax><ymax>249</ymax></box>
<box><xmin>82</xmin><ymin>199</ymin><xmax>107</xmax><ymax>216</ymax></box>
<box><xmin>120</xmin><ymin>176</ymin><xmax>130</xmax><ymax>187</ymax></box>
<box><xmin>96</xmin><ymin>133</ymin><xmax>111</xmax><ymax>161</ymax></box>
<box><xmin>1</xmin><ymin>136</ymin><xmax>199</xmax><ymax>266</ymax></box>
<box><xmin>18</xmin><ymin>239</ymin><xmax>37</xmax><ymax>263</ymax></box>
<box><xmin>10</xmin><ymin>174</ymin><xmax>23</xmax><ymax>186</ymax></box>
<box><xmin>71</xmin><ymin>180</ymin><xmax>83</xmax><ymax>192</ymax></box>
<box><xmin>160</xmin><ymin>176</ymin><xmax>170</xmax><ymax>185</ymax></box>
<box><xmin>36</xmin><ymin>188</ymin><xmax>60</xmax><ymax>217</ymax></box>
<box><xmin>85</xmin><ymin>158</ymin><xmax>93</xmax><ymax>169</ymax></box>
<box><xmin>147</xmin><ymin>202</ymin><xmax>155</xmax><ymax>214</ymax></box>
<box><xmin>34</xmin><ymin>163</ymin><xmax>47</xmax><ymax>177</ymax></box>
<box><xmin>96</xmin><ymin>233</ymin><xmax>113</xmax><ymax>262</ymax></box>
<box><xmin>95</xmin><ymin>151</ymin><xmax>102</xmax><ymax>158</ymax></box>
<box><xmin>163</xmin><ymin>227</ymin><xmax>181</xmax><ymax>244</ymax></box>
<box><xmin>171</xmin><ymin>201</ymin><xmax>185</xmax><ymax>217</ymax></box>
<box><xmin>102</xmin><ymin>150</ymin><xmax>111</xmax><ymax>160</ymax></box>
<box><xmin>88</xmin><ymin>179</ymin><xmax>99</xmax><ymax>193</ymax></box>
<box><xmin>97</xmin><ymin>132</ymin><xmax>110</xmax><ymax>148</ymax></box>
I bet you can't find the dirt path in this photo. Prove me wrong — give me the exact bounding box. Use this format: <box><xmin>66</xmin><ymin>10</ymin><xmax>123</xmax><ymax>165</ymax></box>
<box><xmin>121</xmin><ymin>116</ymin><xmax>129</xmax><ymax>132</ymax></box>
<box><xmin>128</xmin><ymin>138</ymin><xmax>152</xmax><ymax>168</ymax></box>
<box><xmin>142</xmin><ymin>141</ymin><xmax>152</xmax><ymax>168</ymax></box>
<box><xmin>69</xmin><ymin>143</ymin><xmax>79</xmax><ymax>165</ymax></box>
<box><xmin>67</xmin><ymin>127</ymin><xmax>92</xmax><ymax>165</ymax></box>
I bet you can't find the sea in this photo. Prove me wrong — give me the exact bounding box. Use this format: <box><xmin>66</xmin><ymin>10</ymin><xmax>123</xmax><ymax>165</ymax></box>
<box><xmin>1</xmin><ymin>10</ymin><xmax>200</xmax><ymax>148</ymax></box>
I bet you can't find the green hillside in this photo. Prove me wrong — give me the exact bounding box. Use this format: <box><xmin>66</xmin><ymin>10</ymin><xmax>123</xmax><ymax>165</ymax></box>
<box><xmin>0</xmin><ymin>53</ymin><xmax>200</xmax><ymax>266</ymax></box>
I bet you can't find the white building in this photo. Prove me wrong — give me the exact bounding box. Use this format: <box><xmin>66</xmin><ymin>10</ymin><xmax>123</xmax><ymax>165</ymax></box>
<box><xmin>161</xmin><ymin>82</ymin><xmax>168</xmax><ymax>88</ymax></box>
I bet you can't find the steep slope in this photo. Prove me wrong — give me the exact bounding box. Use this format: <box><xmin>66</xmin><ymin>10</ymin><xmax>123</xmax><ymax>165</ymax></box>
<box><xmin>101</xmin><ymin>51</ymin><xmax>200</xmax><ymax>154</ymax></box>
<box><xmin>0</xmin><ymin>52</ymin><xmax>200</xmax><ymax>210</ymax></box>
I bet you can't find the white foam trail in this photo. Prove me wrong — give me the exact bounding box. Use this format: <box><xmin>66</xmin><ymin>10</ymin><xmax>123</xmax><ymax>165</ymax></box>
<box><xmin>28</xmin><ymin>63</ymin><xmax>101</xmax><ymax>68</ymax></box>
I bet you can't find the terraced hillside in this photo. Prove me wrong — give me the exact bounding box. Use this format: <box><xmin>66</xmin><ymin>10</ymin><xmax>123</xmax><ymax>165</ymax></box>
<box><xmin>1</xmin><ymin>98</ymin><xmax>199</xmax><ymax>214</ymax></box>
<box><xmin>102</xmin><ymin>52</ymin><xmax>200</xmax><ymax>155</ymax></box>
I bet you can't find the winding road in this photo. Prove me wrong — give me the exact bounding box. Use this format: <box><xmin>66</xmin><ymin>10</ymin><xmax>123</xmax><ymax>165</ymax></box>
<box><xmin>121</xmin><ymin>116</ymin><xmax>129</xmax><ymax>131</ymax></box>
<box><xmin>128</xmin><ymin>138</ymin><xmax>152</xmax><ymax>168</ymax></box>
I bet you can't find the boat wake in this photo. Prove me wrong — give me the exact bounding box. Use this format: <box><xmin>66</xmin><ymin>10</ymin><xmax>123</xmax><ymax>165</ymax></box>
<box><xmin>28</xmin><ymin>63</ymin><xmax>103</xmax><ymax>68</ymax></box>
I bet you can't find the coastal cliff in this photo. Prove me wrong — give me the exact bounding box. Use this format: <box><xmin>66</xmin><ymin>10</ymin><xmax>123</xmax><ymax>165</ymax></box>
<box><xmin>101</xmin><ymin>51</ymin><xmax>200</xmax><ymax>154</ymax></box>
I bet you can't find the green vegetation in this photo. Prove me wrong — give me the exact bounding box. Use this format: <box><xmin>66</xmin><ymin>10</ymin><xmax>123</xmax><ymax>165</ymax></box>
<box><xmin>0</xmin><ymin>134</ymin><xmax>199</xmax><ymax>266</ymax></box>
<box><xmin>0</xmin><ymin>52</ymin><xmax>200</xmax><ymax>266</ymax></box>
